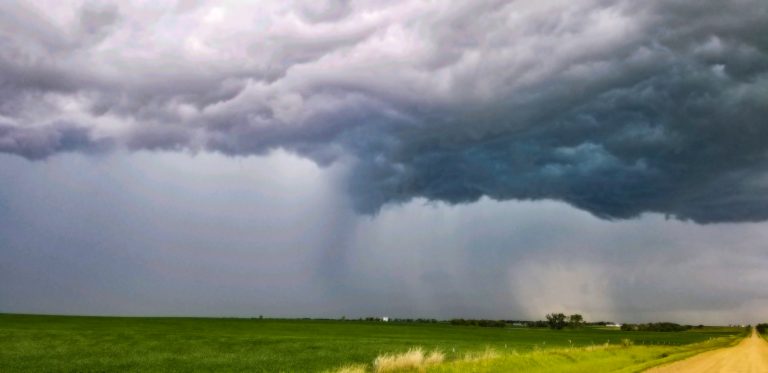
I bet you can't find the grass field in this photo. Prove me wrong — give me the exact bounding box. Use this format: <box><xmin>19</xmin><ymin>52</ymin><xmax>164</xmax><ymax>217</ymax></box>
<box><xmin>424</xmin><ymin>336</ymin><xmax>743</xmax><ymax>373</ymax></box>
<box><xmin>0</xmin><ymin>314</ymin><xmax>745</xmax><ymax>372</ymax></box>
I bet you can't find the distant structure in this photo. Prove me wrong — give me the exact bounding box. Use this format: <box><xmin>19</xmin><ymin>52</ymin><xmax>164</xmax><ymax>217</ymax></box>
<box><xmin>382</xmin><ymin>317</ymin><xmax>389</xmax><ymax>322</ymax></box>
<box><xmin>606</xmin><ymin>323</ymin><xmax>622</xmax><ymax>328</ymax></box>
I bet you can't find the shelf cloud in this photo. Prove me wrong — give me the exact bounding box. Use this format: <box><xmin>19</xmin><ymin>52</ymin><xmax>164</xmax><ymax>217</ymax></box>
<box><xmin>1</xmin><ymin>0</ymin><xmax>767</xmax><ymax>222</ymax></box>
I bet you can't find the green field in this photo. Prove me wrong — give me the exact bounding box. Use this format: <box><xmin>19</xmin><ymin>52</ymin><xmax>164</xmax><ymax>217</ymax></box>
<box><xmin>426</xmin><ymin>336</ymin><xmax>742</xmax><ymax>373</ymax></box>
<box><xmin>0</xmin><ymin>314</ymin><xmax>745</xmax><ymax>372</ymax></box>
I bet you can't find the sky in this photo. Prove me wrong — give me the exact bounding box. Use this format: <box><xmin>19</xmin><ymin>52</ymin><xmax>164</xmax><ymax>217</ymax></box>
<box><xmin>1</xmin><ymin>0</ymin><xmax>767</xmax><ymax>324</ymax></box>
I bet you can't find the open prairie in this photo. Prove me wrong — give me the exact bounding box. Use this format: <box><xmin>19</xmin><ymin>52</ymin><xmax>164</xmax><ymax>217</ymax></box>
<box><xmin>0</xmin><ymin>314</ymin><xmax>746</xmax><ymax>372</ymax></box>
<box><xmin>3</xmin><ymin>0</ymin><xmax>768</xmax><ymax>372</ymax></box>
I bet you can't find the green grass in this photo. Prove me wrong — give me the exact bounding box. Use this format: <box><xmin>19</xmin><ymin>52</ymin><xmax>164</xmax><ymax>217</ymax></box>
<box><xmin>0</xmin><ymin>314</ymin><xmax>745</xmax><ymax>372</ymax></box>
<box><xmin>426</xmin><ymin>335</ymin><xmax>743</xmax><ymax>373</ymax></box>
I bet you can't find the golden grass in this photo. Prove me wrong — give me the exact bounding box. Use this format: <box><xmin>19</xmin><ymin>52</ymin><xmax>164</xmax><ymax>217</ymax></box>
<box><xmin>373</xmin><ymin>347</ymin><xmax>445</xmax><ymax>372</ymax></box>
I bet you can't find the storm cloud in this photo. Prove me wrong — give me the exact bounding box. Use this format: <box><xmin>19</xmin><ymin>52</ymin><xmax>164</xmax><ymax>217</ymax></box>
<box><xmin>1</xmin><ymin>0</ymin><xmax>767</xmax><ymax>222</ymax></box>
<box><xmin>4</xmin><ymin>151</ymin><xmax>768</xmax><ymax>323</ymax></box>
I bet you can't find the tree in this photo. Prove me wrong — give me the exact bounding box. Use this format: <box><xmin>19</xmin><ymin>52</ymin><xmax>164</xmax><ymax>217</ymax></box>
<box><xmin>620</xmin><ymin>322</ymin><xmax>689</xmax><ymax>332</ymax></box>
<box><xmin>546</xmin><ymin>313</ymin><xmax>567</xmax><ymax>330</ymax></box>
<box><xmin>568</xmin><ymin>314</ymin><xmax>584</xmax><ymax>328</ymax></box>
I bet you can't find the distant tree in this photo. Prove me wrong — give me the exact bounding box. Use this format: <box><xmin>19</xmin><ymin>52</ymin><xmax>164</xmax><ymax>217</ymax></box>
<box><xmin>587</xmin><ymin>321</ymin><xmax>611</xmax><ymax>326</ymax></box>
<box><xmin>546</xmin><ymin>313</ymin><xmax>567</xmax><ymax>330</ymax></box>
<box><xmin>620</xmin><ymin>322</ymin><xmax>689</xmax><ymax>332</ymax></box>
<box><xmin>568</xmin><ymin>314</ymin><xmax>584</xmax><ymax>328</ymax></box>
<box><xmin>756</xmin><ymin>323</ymin><xmax>768</xmax><ymax>334</ymax></box>
<box><xmin>449</xmin><ymin>318</ymin><xmax>505</xmax><ymax>328</ymax></box>
<box><xmin>526</xmin><ymin>320</ymin><xmax>549</xmax><ymax>328</ymax></box>
<box><xmin>621</xmin><ymin>324</ymin><xmax>637</xmax><ymax>331</ymax></box>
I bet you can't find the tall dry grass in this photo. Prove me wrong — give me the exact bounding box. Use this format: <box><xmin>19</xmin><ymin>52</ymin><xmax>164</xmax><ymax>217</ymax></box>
<box><xmin>373</xmin><ymin>347</ymin><xmax>445</xmax><ymax>372</ymax></box>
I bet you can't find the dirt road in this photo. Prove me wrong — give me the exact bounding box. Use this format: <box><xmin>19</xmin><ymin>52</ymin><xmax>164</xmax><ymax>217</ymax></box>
<box><xmin>646</xmin><ymin>330</ymin><xmax>768</xmax><ymax>372</ymax></box>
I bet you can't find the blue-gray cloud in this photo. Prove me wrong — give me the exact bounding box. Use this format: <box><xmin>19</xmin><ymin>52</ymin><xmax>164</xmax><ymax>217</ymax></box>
<box><xmin>0</xmin><ymin>0</ymin><xmax>767</xmax><ymax>222</ymax></box>
<box><xmin>4</xmin><ymin>152</ymin><xmax>768</xmax><ymax>322</ymax></box>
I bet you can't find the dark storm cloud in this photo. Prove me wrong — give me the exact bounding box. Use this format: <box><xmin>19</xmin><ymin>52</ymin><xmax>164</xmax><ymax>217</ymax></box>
<box><xmin>1</xmin><ymin>0</ymin><xmax>767</xmax><ymax>222</ymax></box>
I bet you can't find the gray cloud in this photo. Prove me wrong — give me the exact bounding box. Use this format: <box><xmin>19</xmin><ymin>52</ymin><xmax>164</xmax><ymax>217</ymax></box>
<box><xmin>0</xmin><ymin>0</ymin><xmax>767</xmax><ymax>222</ymax></box>
<box><xmin>0</xmin><ymin>121</ymin><xmax>108</xmax><ymax>159</ymax></box>
<box><xmin>3</xmin><ymin>152</ymin><xmax>768</xmax><ymax>323</ymax></box>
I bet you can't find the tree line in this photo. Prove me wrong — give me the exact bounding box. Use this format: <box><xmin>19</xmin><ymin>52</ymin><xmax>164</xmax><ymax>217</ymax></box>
<box><xmin>544</xmin><ymin>313</ymin><xmax>585</xmax><ymax>329</ymax></box>
<box><xmin>620</xmin><ymin>322</ymin><xmax>690</xmax><ymax>332</ymax></box>
<box><xmin>449</xmin><ymin>319</ymin><xmax>507</xmax><ymax>327</ymax></box>
<box><xmin>449</xmin><ymin>313</ymin><xmax>587</xmax><ymax>329</ymax></box>
<box><xmin>335</xmin><ymin>314</ymin><xmax>706</xmax><ymax>333</ymax></box>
